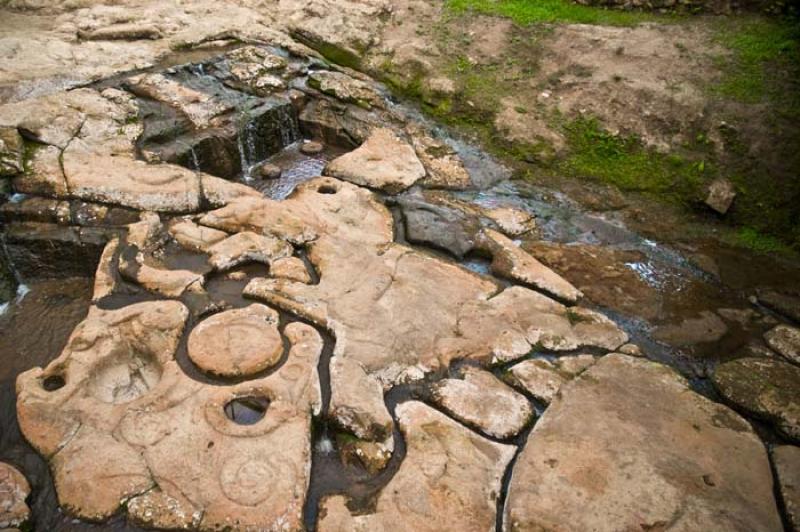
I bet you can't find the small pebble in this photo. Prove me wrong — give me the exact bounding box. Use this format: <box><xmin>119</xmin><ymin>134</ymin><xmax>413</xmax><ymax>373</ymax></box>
<box><xmin>258</xmin><ymin>163</ymin><xmax>282</xmax><ymax>180</ymax></box>
<box><xmin>300</xmin><ymin>140</ymin><xmax>324</xmax><ymax>155</ymax></box>
<box><xmin>618</xmin><ymin>343</ymin><xmax>643</xmax><ymax>357</ymax></box>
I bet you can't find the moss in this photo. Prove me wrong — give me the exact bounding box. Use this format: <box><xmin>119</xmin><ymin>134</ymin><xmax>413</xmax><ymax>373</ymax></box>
<box><xmin>713</xmin><ymin>17</ymin><xmax>800</xmax><ymax>106</ymax></box>
<box><xmin>445</xmin><ymin>0</ymin><xmax>678</xmax><ymax>26</ymax></box>
<box><xmin>21</xmin><ymin>140</ymin><xmax>47</xmax><ymax>174</ymax></box>
<box><xmin>291</xmin><ymin>28</ymin><xmax>364</xmax><ymax>70</ymax></box>
<box><xmin>558</xmin><ymin>117</ymin><xmax>708</xmax><ymax>199</ymax></box>
<box><xmin>729</xmin><ymin>226</ymin><xmax>796</xmax><ymax>255</ymax></box>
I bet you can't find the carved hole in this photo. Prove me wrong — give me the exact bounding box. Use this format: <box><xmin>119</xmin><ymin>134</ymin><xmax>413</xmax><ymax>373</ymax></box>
<box><xmin>317</xmin><ymin>185</ymin><xmax>337</xmax><ymax>195</ymax></box>
<box><xmin>224</xmin><ymin>396</ymin><xmax>270</xmax><ymax>425</ymax></box>
<box><xmin>42</xmin><ymin>375</ymin><xmax>66</xmax><ymax>391</ymax></box>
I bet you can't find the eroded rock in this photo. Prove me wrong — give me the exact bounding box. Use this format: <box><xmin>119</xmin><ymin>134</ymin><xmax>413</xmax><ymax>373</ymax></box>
<box><xmin>188</xmin><ymin>304</ymin><xmax>283</xmax><ymax>377</ymax></box>
<box><xmin>652</xmin><ymin>310</ymin><xmax>728</xmax><ymax>347</ymax></box>
<box><xmin>308</xmin><ymin>70</ymin><xmax>381</xmax><ymax>109</ymax></box>
<box><xmin>207</xmin><ymin>231</ymin><xmax>293</xmax><ymax>271</ymax></box>
<box><xmin>431</xmin><ymin>366</ymin><xmax>533</xmax><ymax>439</ymax></box>
<box><xmin>773</xmin><ymin>445</ymin><xmax>800</xmax><ymax>532</ymax></box>
<box><xmin>475</xmin><ymin>229</ymin><xmax>582</xmax><ymax>304</ymax></box>
<box><xmin>505</xmin><ymin>354</ymin><xmax>782</xmax><ymax>531</ymax></box>
<box><xmin>0</xmin><ymin>462</ymin><xmax>30</xmax><ymax>529</ymax></box>
<box><xmin>16</xmin><ymin>302</ymin><xmax>322</xmax><ymax>528</ymax></box>
<box><xmin>324</xmin><ymin>128</ymin><xmax>425</xmax><ymax>194</ymax></box>
<box><xmin>319</xmin><ymin>401</ymin><xmax>515</xmax><ymax>532</ymax></box>
<box><xmin>765</xmin><ymin>324</ymin><xmax>800</xmax><ymax>365</ymax></box>
<box><xmin>0</xmin><ymin>127</ymin><xmax>23</xmax><ymax>176</ymax></box>
<box><xmin>712</xmin><ymin>357</ymin><xmax>800</xmax><ymax>442</ymax></box>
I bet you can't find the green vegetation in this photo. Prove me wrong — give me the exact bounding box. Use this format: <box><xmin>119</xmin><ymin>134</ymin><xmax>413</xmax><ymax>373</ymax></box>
<box><xmin>731</xmin><ymin>226</ymin><xmax>795</xmax><ymax>255</ymax></box>
<box><xmin>560</xmin><ymin>117</ymin><xmax>708</xmax><ymax>198</ymax></box>
<box><xmin>446</xmin><ymin>0</ymin><xmax>675</xmax><ymax>26</ymax></box>
<box><xmin>713</xmin><ymin>18</ymin><xmax>800</xmax><ymax>105</ymax></box>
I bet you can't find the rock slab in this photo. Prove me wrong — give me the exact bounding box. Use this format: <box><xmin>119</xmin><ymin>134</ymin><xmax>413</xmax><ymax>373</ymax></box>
<box><xmin>431</xmin><ymin>366</ymin><xmax>533</xmax><ymax>439</ymax></box>
<box><xmin>324</xmin><ymin>128</ymin><xmax>425</xmax><ymax>194</ymax></box>
<box><xmin>505</xmin><ymin>354</ymin><xmax>782</xmax><ymax>531</ymax></box>
<box><xmin>712</xmin><ymin>356</ymin><xmax>800</xmax><ymax>442</ymax></box>
<box><xmin>319</xmin><ymin>401</ymin><xmax>515</xmax><ymax>532</ymax></box>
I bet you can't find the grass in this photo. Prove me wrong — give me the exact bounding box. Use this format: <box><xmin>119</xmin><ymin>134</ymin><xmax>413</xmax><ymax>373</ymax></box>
<box><xmin>731</xmin><ymin>226</ymin><xmax>795</xmax><ymax>255</ymax></box>
<box><xmin>446</xmin><ymin>0</ymin><xmax>676</xmax><ymax>26</ymax></box>
<box><xmin>714</xmin><ymin>18</ymin><xmax>800</xmax><ymax>104</ymax></box>
<box><xmin>560</xmin><ymin>117</ymin><xmax>708</xmax><ymax>197</ymax></box>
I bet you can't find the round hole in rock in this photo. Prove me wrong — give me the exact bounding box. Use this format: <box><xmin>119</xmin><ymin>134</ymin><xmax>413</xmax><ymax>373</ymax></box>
<box><xmin>42</xmin><ymin>375</ymin><xmax>65</xmax><ymax>391</ymax></box>
<box><xmin>317</xmin><ymin>185</ymin><xmax>337</xmax><ymax>195</ymax></box>
<box><xmin>224</xmin><ymin>396</ymin><xmax>270</xmax><ymax>425</ymax></box>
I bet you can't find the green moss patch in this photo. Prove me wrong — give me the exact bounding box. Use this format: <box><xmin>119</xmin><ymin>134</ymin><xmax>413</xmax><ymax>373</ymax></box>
<box><xmin>446</xmin><ymin>0</ymin><xmax>677</xmax><ymax>26</ymax></box>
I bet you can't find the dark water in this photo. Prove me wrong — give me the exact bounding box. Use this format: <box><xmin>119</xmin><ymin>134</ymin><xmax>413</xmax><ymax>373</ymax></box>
<box><xmin>0</xmin><ymin>278</ymin><xmax>148</xmax><ymax>531</ymax></box>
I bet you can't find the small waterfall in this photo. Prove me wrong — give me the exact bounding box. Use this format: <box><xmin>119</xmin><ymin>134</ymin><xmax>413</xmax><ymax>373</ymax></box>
<box><xmin>237</xmin><ymin>111</ymin><xmax>259</xmax><ymax>181</ymax></box>
<box><xmin>275</xmin><ymin>104</ymin><xmax>301</xmax><ymax>147</ymax></box>
<box><xmin>189</xmin><ymin>145</ymin><xmax>201</xmax><ymax>171</ymax></box>
<box><xmin>0</xmin><ymin>233</ymin><xmax>21</xmax><ymax>308</ymax></box>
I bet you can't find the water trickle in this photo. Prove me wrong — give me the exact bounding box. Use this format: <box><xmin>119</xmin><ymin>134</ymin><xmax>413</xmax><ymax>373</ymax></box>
<box><xmin>237</xmin><ymin>111</ymin><xmax>259</xmax><ymax>181</ymax></box>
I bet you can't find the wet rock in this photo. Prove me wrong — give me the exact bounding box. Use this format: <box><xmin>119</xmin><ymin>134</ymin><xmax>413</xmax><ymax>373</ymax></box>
<box><xmin>258</xmin><ymin>163</ymin><xmax>282</xmax><ymax>180</ymax></box>
<box><xmin>127</xmin><ymin>73</ymin><xmax>232</xmax><ymax>129</ymax></box>
<box><xmin>765</xmin><ymin>324</ymin><xmax>800</xmax><ymax>365</ymax></box>
<box><xmin>0</xmin><ymin>127</ymin><xmax>23</xmax><ymax>176</ymax></box>
<box><xmin>77</xmin><ymin>23</ymin><xmax>162</xmax><ymax>41</ymax></box>
<box><xmin>92</xmin><ymin>237</ymin><xmax>119</xmax><ymax>302</ymax></box>
<box><xmin>12</xmin><ymin>144</ymin><xmax>68</xmax><ymax>197</ymax></box>
<box><xmin>188</xmin><ymin>304</ymin><xmax>283</xmax><ymax>377</ymax></box>
<box><xmin>207</xmin><ymin>231</ymin><xmax>293</xmax><ymax>271</ymax></box>
<box><xmin>618</xmin><ymin>343</ymin><xmax>644</xmax><ymax>357</ymax></box>
<box><xmin>712</xmin><ymin>357</ymin><xmax>800</xmax><ymax>442</ymax></box>
<box><xmin>505</xmin><ymin>354</ymin><xmax>782</xmax><ymax>531</ymax></box>
<box><xmin>522</xmin><ymin>241</ymin><xmax>661</xmax><ymax>320</ymax></box>
<box><xmin>308</xmin><ymin>70</ymin><xmax>381</xmax><ymax>109</ymax></box>
<box><xmin>300</xmin><ymin>140</ymin><xmax>324</xmax><ymax>155</ymax></box>
<box><xmin>0</xmin><ymin>462</ymin><xmax>30</xmax><ymax>529</ymax></box>
<box><xmin>773</xmin><ymin>445</ymin><xmax>800</xmax><ymax>532</ymax></box>
<box><xmin>406</xmin><ymin>124</ymin><xmax>473</xmax><ymax>190</ymax></box>
<box><xmin>555</xmin><ymin>353</ymin><xmax>599</xmax><ymax>376</ymax></box>
<box><xmin>504</xmin><ymin>358</ymin><xmax>568</xmax><ymax>404</ymax></box>
<box><xmin>220</xmin><ymin>46</ymin><xmax>289</xmax><ymax>96</ymax></box>
<box><xmin>168</xmin><ymin>219</ymin><xmax>229</xmax><ymax>253</ymax></box>
<box><xmin>200</xmin><ymin>174</ymin><xmax>262</xmax><ymax>208</ymax></box>
<box><xmin>329</xmin><ymin>357</ymin><xmax>394</xmax><ymax>469</ymax></box>
<box><xmin>705</xmin><ymin>178</ymin><xmax>736</xmax><ymax>215</ymax></box>
<box><xmin>270</xmin><ymin>256</ymin><xmax>311</xmax><ymax>283</ymax></box>
<box><xmin>397</xmin><ymin>188</ymin><xmax>484</xmax><ymax>258</ymax></box>
<box><xmin>475</xmin><ymin>229</ymin><xmax>582</xmax><ymax>304</ymax></box>
<box><xmin>431</xmin><ymin>366</ymin><xmax>533</xmax><ymax>439</ymax></box>
<box><xmin>484</xmin><ymin>206</ymin><xmax>536</xmax><ymax>237</ymax></box>
<box><xmin>119</xmin><ymin>251</ymin><xmax>205</xmax><ymax>298</ymax></box>
<box><xmin>17</xmin><ymin>302</ymin><xmax>322</xmax><ymax>527</ymax></box>
<box><xmin>758</xmin><ymin>289</ymin><xmax>800</xmax><ymax>323</ymax></box>
<box><xmin>324</xmin><ymin>128</ymin><xmax>425</xmax><ymax>194</ymax></box>
<box><xmin>318</xmin><ymin>401</ymin><xmax>515</xmax><ymax>532</ymax></box>
<box><xmin>0</xmin><ymin>196</ymin><xmax>71</xmax><ymax>225</ymax></box>
<box><xmin>652</xmin><ymin>310</ymin><xmax>728</xmax><ymax>347</ymax></box>
<box><xmin>3</xmin><ymin>221</ymin><xmax>107</xmax><ymax>279</ymax></box>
